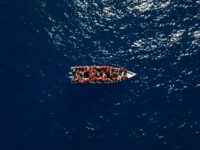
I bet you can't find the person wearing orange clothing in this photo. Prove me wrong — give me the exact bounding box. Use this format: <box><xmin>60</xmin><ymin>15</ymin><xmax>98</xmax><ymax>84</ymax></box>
<box><xmin>91</xmin><ymin>78</ymin><xmax>96</xmax><ymax>82</ymax></box>
<box><xmin>99</xmin><ymin>77</ymin><xmax>105</xmax><ymax>83</ymax></box>
<box><xmin>104</xmin><ymin>78</ymin><xmax>109</xmax><ymax>82</ymax></box>
<box><xmin>93</xmin><ymin>69</ymin><xmax>97</xmax><ymax>73</ymax></box>
<box><xmin>110</xmin><ymin>79</ymin><xmax>114</xmax><ymax>83</ymax></box>
<box><xmin>89</xmin><ymin>80</ymin><xmax>93</xmax><ymax>83</ymax></box>
<box><xmin>120</xmin><ymin>67</ymin><xmax>124</xmax><ymax>72</ymax></box>
<box><xmin>89</xmin><ymin>67</ymin><xmax>93</xmax><ymax>72</ymax></box>
<box><xmin>74</xmin><ymin>77</ymin><xmax>79</xmax><ymax>82</ymax></box>
<box><xmin>96</xmin><ymin>78</ymin><xmax>100</xmax><ymax>82</ymax></box>
<box><xmin>112</xmin><ymin>67</ymin><xmax>115</xmax><ymax>72</ymax></box>
<box><xmin>97</xmin><ymin>73</ymin><xmax>100</xmax><ymax>78</ymax></box>
<box><xmin>112</xmin><ymin>72</ymin><xmax>118</xmax><ymax>78</ymax></box>
<box><xmin>121</xmin><ymin>75</ymin><xmax>127</xmax><ymax>80</ymax></box>
<box><xmin>79</xmin><ymin>80</ymin><xmax>84</xmax><ymax>84</ymax></box>
<box><xmin>89</xmin><ymin>74</ymin><xmax>93</xmax><ymax>80</ymax></box>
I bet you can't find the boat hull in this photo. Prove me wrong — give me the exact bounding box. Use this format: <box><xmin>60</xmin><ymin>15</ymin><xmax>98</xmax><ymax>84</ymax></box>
<box><xmin>69</xmin><ymin>66</ymin><xmax>136</xmax><ymax>84</ymax></box>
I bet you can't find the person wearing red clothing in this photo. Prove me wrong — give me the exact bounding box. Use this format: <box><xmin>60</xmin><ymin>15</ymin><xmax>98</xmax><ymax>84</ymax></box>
<box><xmin>120</xmin><ymin>67</ymin><xmax>124</xmax><ymax>72</ymax></box>
<box><xmin>72</xmin><ymin>65</ymin><xmax>131</xmax><ymax>84</ymax></box>
<box><xmin>74</xmin><ymin>77</ymin><xmax>79</xmax><ymax>82</ymax></box>
<box><xmin>110</xmin><ymin>80</ymin><xmax>114</xmax><ymax>83</ymax></box>
<box><xmin>79</xmin><ymin>80</ymin><xmax>84</xmax><ymax>84</ymax></box>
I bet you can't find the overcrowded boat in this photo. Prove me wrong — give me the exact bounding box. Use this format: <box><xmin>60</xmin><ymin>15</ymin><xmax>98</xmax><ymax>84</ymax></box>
<box><xmin>69</xmin><ymin>65</ymin><xmax>136</xmax><ymax>84</ymax></box>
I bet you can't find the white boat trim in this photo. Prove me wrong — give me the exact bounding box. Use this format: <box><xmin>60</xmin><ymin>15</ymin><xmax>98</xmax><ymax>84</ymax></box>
<box><xmin>127</xmin><ymin>71</ymin><xmax>136</xmax><ymax>79</ymax></box>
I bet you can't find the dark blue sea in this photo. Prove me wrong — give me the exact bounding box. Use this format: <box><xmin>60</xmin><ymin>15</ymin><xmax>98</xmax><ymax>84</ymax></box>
<box><xmin>0</xmin><ymin>0</ymin><xmax>200</xmax><ymax>149</ymax></box>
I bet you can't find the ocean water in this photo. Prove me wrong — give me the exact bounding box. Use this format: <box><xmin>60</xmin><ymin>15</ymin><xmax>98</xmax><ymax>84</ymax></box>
<box><xmin>0</xmin><ymin>0</ymin><xmax>200</xmax><ymax>149</ymax></box>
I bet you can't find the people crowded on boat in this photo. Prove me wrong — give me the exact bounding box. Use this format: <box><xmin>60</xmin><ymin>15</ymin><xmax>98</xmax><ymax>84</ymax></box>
<box><xmin>72</xmin><ymin>65</ymin><xmax>128</xmax><ymax>83</ymax></box>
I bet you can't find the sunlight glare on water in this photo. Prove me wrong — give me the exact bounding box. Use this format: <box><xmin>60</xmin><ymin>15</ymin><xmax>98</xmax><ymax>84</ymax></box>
<box><xmin>38</xmin><ymin>0</ymin><xmax>200</xmax><ymax>148</ymax></box>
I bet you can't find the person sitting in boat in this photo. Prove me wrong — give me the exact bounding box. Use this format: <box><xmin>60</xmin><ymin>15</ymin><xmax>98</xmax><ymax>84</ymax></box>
<box><xmin>79</xmin><ymin>80</ymin><xmax>84</xmax><ymax>84</ymax></box>
<box><xmin>120</xmin><ymin>67</ymin><xmax>124</xmax><ymax>72</ymax></box>
<box><xmin>109</xmin><ymin>79</ymin><xmax>114</xmax><ymax>83</ymax></box>
<box><xmin>112</xmin><ymin>72</ymin><xmax>118</xmax><ymax>78</ymax></box>
<box><xmin>124</xmin><ymin>69</ymin><xmax>127</xmax><ymax>75</ymax></box>
<box><xmin>84</xmin><ymin>66</ymin><xmax>88</xmax><ymax>70</ymax></box>
<box><xmin>100</xmin><ymin>70</ymin><xmax>104</xmax><ymax>77</ymax></box>
<box><xmin>74</xmin><ymin>77</ymin><xmax>80</xmax><ymax>82</ymax></box>
<box><xmin>83</xmin><ymin>70</ymin><xmax>89</xmax><ymax>78</ymax></box>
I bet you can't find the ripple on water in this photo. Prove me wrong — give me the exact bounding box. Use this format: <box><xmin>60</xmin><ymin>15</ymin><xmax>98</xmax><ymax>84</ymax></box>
<box><xmin>38</xmin><ymin>0</ymin><xmax>200</xmax><ymax>143</ymax></box>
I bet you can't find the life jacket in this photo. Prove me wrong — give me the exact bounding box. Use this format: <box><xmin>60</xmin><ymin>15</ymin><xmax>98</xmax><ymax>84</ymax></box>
<box><xmin>121</xmin><ymin>75</ymin><xmax>126</xmax><ymax>80</ymax></box>
<box><xmin>79</xmin><ymin>80</ymin><xmax>84</xmax><ymax>84</ymax></box>
<box><xmin>74</xmin><ymin>78</ymin><xmax>79</xmax><ymax>82</ymax></box>
<box><xmin>100</xmin><ymin>66</ymin><xmax>104</xmax><ymax>70</ymax></box>
<box><xmin>120</xmin><ymin>67</ymin><xmax>124</xmax><ymax>72</ymax></box>
<box><xmin>112</xmin><ymin>72</ymin><xmax>116</xmax><ymax>77</ymax></box>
